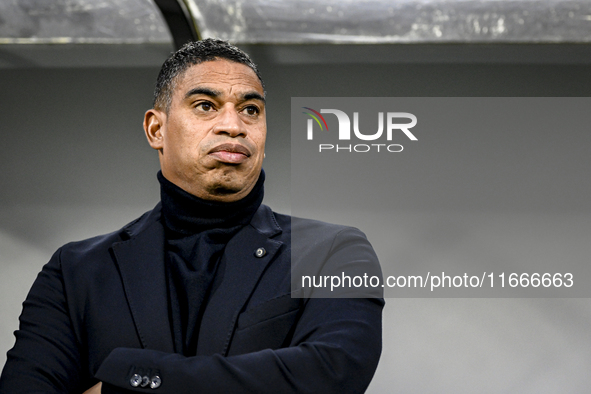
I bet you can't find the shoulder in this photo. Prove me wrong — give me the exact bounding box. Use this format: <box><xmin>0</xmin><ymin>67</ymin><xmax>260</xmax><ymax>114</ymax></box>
<box><xmin>269</xmin><ymin>208</ymin><xmax>370</xmax><ymax>249</ymax></box>
<box><xmin>56</xmin><ymin>204</ymin><xmax>161</xmax><ymax>268</ymax></box>
<box><xmin>265</xmin><ymin>208</ymin><xmax>382</xmax><ymax>298</ymax></box>
<box><xmin>258</xmin><ymin>205</ymin><xmax>361</xmax><ymax>239</ymax></box>
<box><xmin>264</xmin><ymin>206</ymin><xmax>376</xmax><ymax>265</ymax></box>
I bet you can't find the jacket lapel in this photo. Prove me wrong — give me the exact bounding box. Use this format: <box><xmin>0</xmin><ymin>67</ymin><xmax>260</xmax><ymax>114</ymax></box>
<box><xmin>111</xmin><ymin>206</ymin><xmax>175</xmax><ymax>353</ymax></box>
<box><xmin>196</xmin><ymin>205</ymin><xmax>283</xmax><ymax>356</ymax></box>
<box><xmin>110</xmin><ymin>204</ymin><xmax>282</xmax><ymax>356</ymax></box>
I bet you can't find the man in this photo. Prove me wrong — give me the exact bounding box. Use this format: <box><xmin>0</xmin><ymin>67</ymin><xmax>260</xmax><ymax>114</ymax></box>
<box><xmin>0</xmin><ymin>39</ymin><xmax>383</xmax><ymax>393</ymax></box>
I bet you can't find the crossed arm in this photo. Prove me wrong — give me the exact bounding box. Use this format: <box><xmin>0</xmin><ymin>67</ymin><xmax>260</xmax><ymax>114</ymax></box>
<box><xmin>0</xmin><ymin>232</ymin><xmax>383</xmax><ymax>393</ymax></box>
<box><xmin>2</xmin><ymin>269</ymin><xmax>382</xmax><ymax>393</ymax></box>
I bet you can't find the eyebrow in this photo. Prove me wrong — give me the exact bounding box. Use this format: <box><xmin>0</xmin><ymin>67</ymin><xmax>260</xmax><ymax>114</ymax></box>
<box><xmin>184</xmin><ymin>87</ymin><xmax>266</xmax><ymax>103</ymax></box>
<box><xmin>184</xmin><ymin>87</ymin><xmax>221</xmax><ymax>100</ymax></box>
<box><xmin>243</xmin><ymin>92</ymin><xmax>266</xmax><ymax>103</ymax></box>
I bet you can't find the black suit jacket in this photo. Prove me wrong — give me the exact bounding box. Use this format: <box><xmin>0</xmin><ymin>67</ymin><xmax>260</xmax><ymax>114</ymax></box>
<box><xmin>0</xmin><ymin>204</ymin><xmax>383</xmax><ymax>393</ymax></box>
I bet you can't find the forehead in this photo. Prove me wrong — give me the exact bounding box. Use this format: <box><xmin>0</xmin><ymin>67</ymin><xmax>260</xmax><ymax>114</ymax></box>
<box><xmin>174</xmin><ymin>59</ymin><xmax>263</xmax><ymax>97</ymax></box>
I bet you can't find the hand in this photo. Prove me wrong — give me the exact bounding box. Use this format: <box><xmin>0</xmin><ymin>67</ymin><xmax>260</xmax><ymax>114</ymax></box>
<box><xmin>83</xmin><ymin>382</ymin><xmax>102</xmax><ymax>394</ymax></box>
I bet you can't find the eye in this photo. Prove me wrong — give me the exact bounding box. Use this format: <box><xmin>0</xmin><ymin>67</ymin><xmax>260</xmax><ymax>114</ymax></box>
<box><xmin>242</xmin><ymin>105</ymin><xmax>259</xmax><ymax>116</ymax></box>
<box><xmin>196</xmin><ymin>102</ymin><xmax>214</xmax><ymax>111</ymax></box>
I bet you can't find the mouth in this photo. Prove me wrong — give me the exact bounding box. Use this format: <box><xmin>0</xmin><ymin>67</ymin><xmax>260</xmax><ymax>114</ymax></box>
<box><xmin>208</xmin><ymin>143</ymin><xmax>252</xmax><ymax>164</ymax></box>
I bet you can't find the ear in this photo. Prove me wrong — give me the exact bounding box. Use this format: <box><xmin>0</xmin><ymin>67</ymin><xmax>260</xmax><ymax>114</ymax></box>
<box><xmin>144</xmin><ymin>109</ymin><xmax>166</xmax><ymax>150</ymax></box>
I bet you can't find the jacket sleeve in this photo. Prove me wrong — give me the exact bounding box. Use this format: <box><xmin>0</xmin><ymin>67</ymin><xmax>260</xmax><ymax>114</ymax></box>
<box><xmin>96</xmin><ymin>297</ymin><xmax>383</xmax><ymax>394</ymax></box>
<box><xmin>0</xmin><ymin>249</ymin><xmax>87</xmax><ymax>394</ymax></box>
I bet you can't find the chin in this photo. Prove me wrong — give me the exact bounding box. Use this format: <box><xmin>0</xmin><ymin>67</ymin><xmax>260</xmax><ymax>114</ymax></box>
<box><xmin>205</xmin><ymin>182</ymin><xmax>247</xmax><ymax>202</ymax></box>
<box><xmin>203</xmin><ymin>169</ymin><xmax>259</xmax><ymax>201</ymax></box>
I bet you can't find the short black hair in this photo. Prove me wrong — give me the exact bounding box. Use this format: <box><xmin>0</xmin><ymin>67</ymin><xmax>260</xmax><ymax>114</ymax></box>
<box><xmin>153</xmin><ymin>38</ymin><xmax>265</xmax><ymax>112</ymax></box>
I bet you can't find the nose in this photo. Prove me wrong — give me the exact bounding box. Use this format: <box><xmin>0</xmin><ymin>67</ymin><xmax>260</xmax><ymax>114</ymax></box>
<box><xmin>212</xmin><ymin>104</ymin><xmax>247</xmax><ymax>138</ymax></box>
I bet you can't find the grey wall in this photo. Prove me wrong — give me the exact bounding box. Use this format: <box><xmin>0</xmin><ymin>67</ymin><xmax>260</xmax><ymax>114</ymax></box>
<box><xmin>1</xmin><ymin>44</ymin><xmax>591</xmax><ymax>393</ymax></box>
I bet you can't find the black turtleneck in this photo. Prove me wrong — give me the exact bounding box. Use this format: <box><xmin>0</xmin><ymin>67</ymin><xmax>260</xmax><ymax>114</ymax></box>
<box><xmin>158</xmin><ymin>170</ymin><xmax>265</xmax><ymax>356</ymax></box>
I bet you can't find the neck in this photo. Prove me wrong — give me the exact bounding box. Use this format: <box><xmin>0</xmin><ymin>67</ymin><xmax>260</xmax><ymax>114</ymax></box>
<box><xmin>158</xmin><ymin>170</ymin><xmax>265</xmax><ymax>236</ymax></box>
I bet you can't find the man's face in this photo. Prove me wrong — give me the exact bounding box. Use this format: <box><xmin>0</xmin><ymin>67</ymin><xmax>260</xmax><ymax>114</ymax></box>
<box><xmin>144</xmin><ymin>59</ymin><xmax>266</xmax><ymax>202</ymax></box>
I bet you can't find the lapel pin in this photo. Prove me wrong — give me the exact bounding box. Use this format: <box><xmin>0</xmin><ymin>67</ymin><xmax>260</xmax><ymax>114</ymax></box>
<box><xmin>255</xmin><ymin>247</ymin><xmax>266</xmax><ymax>258</ymax></box>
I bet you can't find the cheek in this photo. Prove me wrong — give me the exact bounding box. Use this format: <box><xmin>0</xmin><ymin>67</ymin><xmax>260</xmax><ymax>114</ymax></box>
<box><xmin>166</xmin><ymin>126</ymin><xmax>206</xmax><ymax>157</ymax></box>
<box><xmin>255</xmin><ymin>127</ymin><xmax>267</xmax><ymax>150</ymax></box>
